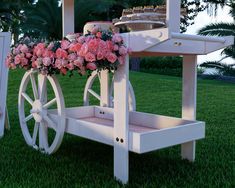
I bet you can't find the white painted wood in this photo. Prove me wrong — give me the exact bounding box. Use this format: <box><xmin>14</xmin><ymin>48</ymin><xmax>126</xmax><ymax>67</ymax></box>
<box><xmin>0</xmin><ymin>32</ymin><xmax>11</xmax><ymax>137</ymax></box>
<box><xmin>83</xmin><ymin>71</ymin><xmax>136</xmax><ymax>110</ymax></box>
<box><xmin>100</xmin><ymin>70</ymin><xmax>110</xmax><ymax>107</ymax></box>
<box><xmin>128</xmin><ymin>28</ymin><xmax>169</xmax><ymax>52</ymax></box>
<box><xmin>166</xmin><ymin>0</ymin><xmax>180</xmax><ymax>33</ymax></box>
<box><xmin>18</xmin><ymin>70</ymin><xmax>65</xmax><ymax>154</ymax></box>
<box><xmin>181</xmin><ymin>55</ymin><xmax>197</xmax><ymax>162</ymax></box>
<box><xmin>113</xmin><ymin>33</ymin><xmax>129</xmax><ymax>184</ymax></box>
<box><xmin>62</xmin><ymin>0</ymin><xmax>74</xmax><ymax>37</ymax></box>
<box><xmin>47</xmin><ymin>106</ymin><xmax>205</xmax><ymax>154</ymax></box>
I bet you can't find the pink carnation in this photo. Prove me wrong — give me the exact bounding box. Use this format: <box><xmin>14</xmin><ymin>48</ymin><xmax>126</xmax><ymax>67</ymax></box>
<box><xmin>106</xmin><ymin>41</ymin><xmax>114</xmax><ymax>51</ymax></box>
<box><xmin>61</xmin><ymin>40</ymin><xmax>70</xmax><ymax>50</ymax></box>
<box><xmin>106</xmin><ymin>52</ymin><xmax>117</xmax><ymax>63</ymax></box>
<box><xmin>119</xmin><ymin>46</ymin><xmax>128</xmax><ymax>55</ymax></box>
<box><xmin>26</xmin><ymin>53</ymin><xmax>32</xmax><ymax>58</ymax></box>
<box><xmin>14</xmin><ymin>55</ymin><xmax>21</xmax><ymax>65</ymax></box>
<box><xmin>20</xmin><ymin>44</ymin><xmax>29</xmax><ymax>53</ymax></box>
<box><xmin>47</xmin><ymin>42</ymin><xmax>54</xmax><ymax>50</ymax></box>
<box><xmin>42</xmin><ymin>57</ymin><xmax>51</xmax><ymax>66</ymax></box>
<box><xmin>20</xmin><ymin>57</ymin><xmax>28</xmax><ymax>66</ymax></box>
<box><xmin>112</xmin><ymin>34</ymin><xmax>122</xmax><ymax>43</ymax></box>
<box><xmin>77</xmin><ymin>36</ymin><xmax>86</xmax><ymax>43</ymax></box>
<box><xmin>86</xmin><ymin>63</ymin><xmax>97</xmax><ymax>70</ymax></box>
<box><xmin>85</xmin><ymin>52</ymin><xmax>96</xmax><ymax>62</ymax></box>
<box><xmin>68</xmin><ymin>53</ymin><xmax>77</xmax><ymax>61</ymax></box>
<box><xmin>96</xmin><ymin>32</ymin><xmax>102</xmax><ymax>38</ymax></box>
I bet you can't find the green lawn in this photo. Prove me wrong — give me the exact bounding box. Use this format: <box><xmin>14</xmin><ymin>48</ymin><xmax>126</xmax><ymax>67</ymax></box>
<box><xmin>0</xmin><ymin>70</ymin><xmax>234</xmax><ymax>187</ymax></box>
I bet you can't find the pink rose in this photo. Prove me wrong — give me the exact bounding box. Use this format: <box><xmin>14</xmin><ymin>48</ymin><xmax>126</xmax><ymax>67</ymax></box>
<box><xmin>74</xmin><ymin>57</ymin><xmax>84</xmax><ymax>68</ymax></box>
<box><xmin>20</xmin><ymin>44</ymin><xmax>29</xmax><ymax>53</ymax></box>
<box><xmin>20</xmin><ymin>57</ymin><xmax>28</xmax><ymax>66</ymax></box>
<box><xmin>119</xmin><ymin>46</ymin><xmax>128</xmax><ymax>55</ymax></box>
<box><xmin>77</xmin><ymin>36</ymin><xmax>86</xmax><ymax>43</ymax></box>
<box><xmin>47</xmin><ymin>42</ymin><xmax>54</xmax><ymax>50</ymax></box>
<box><xmin>69</xmin><ymin>43</ymin><xmax>82</xmax><ymax>52</ymax></box>
<box><xmin>32</xmin><ymin>61</ymin><xmax>38</xmax><ymax>68</ymax></box>
<box><xmin>55</xmin><ymin>59</ymin><xmax>62</xmax><ymax>69</ymax></box>
<box><xmin>106</xmin><ymin>52</ymin><xmax>117</xmax><ymax>63</ymax></box>
<box><xmin>43</xmin><ymin>49</ymin><xmax>54</xmax><ymax>58</ymax></box>
<box><xmin>14</xmin><ymin>55</ymin><xmax>21</xmax><ymax>65</ymax></box>
<box><xmin>56</xmin><ymin>48</ymin><xmax>68</xmax><ymax>59</ymax></box>
<box><xmin>118</xmin><ymin>56</ymin><xmax>126</xmax><ymax>65</ymax></box>
<box><xmin>79</xmin><ymin>43</ymin><xmax>88</xmax><ymax>57</ymax></box>
<box><xmin>60</xmin><ymin>67</ymin><xmax>67</xmax><ymax>75</ymax></box>
<box><xmin>112</xmin><ymin>34</ymin><xmax>122</xmax><ymax>43</ymax></box>
<box><xmin>26</xmin><ymin>53</ymin><xmax>32</xmax><ymax>58</ymax></box>
<box><xmin>61</xmin><ymin>40</ymin><xmax>70</xmax><ymax>50</ymax></box>
<box><xmin>66</xmin><ymin>63</ymin><xmax>74</xmax><ymax>70</ymax></box>
<box><xmin>68</xmin><ymin>53</ymin><xmax>77</xmax><ymax>61</ymax></box>
<box><xmin>97</xmin><ymin>51</ymin><xmax>104</xmax><ymax>60</ymax></box>
<box><xmin>88</xmin><ymin>39</ymin><xmax>98</xmax><ymax>54</ymax></box>
<box><xmin>96</xmin><ymin>32</ymin><xmax>102</xmax><ymax>38</ymax></box>
<box><xmin>85</xmin><ymin>52</ymin><xmax>96</xmax><ymax>62</ymax></box>
<box><xmin>61</xmin><ymin>59</ymin><xmax>68</xmax><ymax>66</ymax></box>
<box><xmin>42</xmin><ymin>57</ymin><xmax>51</xmax><ymax>66</ymax></box>
<box><xmin>106</xmin><ymin>41</ymin><xmax>114</xmax><ymax>51</ymax></box>
<box><xmin>86</xmin><ymin>63</ymin><xmax>97</xmax><ymax>70</ymax></box>
<box><xmin>113</xmin><ymin>45</ymin><xmax>119</xmax><ymax>51</ymax></box>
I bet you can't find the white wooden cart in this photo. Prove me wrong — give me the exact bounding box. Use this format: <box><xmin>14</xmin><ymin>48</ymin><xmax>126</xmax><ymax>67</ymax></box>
<box><xmin>18</xmin><ymin>0</ymin><xmax>234</xmax><ymax>183</ymax></box>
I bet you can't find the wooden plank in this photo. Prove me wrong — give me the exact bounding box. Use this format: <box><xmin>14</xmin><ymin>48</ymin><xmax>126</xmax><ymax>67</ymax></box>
<box><xmin>166</xmin><ymin>0</ymin><xmax>180</xmax><ymax>32</ymax></box>
<box><xmin>181</xmin><ymin>55</ymin><xmax>197</xmax><ymax>162</ymax></box>
<box><xmin>113</xmin><ymin>33</ymin><xmax>129</xmax><ymax>183</ymax></box>
<box><xmin>62</xmin><ymin>0</ymin><xmax>74</xmax><ymax>37</ymax></box>
<box><xmin>0</xmin><ymin>32</ymin><xmax>11</xmax><ymax>137</ymax></box>
<box><xmin>138</xmin><ymin>122</ymin><xmax>205</xmax><ymax>154</ymax></box>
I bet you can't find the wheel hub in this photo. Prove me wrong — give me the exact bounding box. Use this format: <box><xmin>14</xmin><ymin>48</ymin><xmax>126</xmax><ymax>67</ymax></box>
<box><xmin>31</xmin><ymin>100</ymin><xmax>45</xmax><ymax>122</ymax></box>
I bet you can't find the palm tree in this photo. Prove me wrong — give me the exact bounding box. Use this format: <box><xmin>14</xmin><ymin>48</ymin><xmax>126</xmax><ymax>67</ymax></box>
<box><xmin>198</xmin><ymin>0</ymin><xmax>235</xmax><ymax>60</ymax></box>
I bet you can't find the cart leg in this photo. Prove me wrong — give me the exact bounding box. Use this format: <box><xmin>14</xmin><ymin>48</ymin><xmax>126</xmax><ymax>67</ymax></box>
<box><xmin>113</xmin><ymin>40</ymin><xmax>129</xmax><ymax>183</ymax></box>
<box><xmin>38</xmin><ymin>74</ymin><xmax>48</xmax><ymax>150</ymax></box>
<box><xmin>100</xmin><ymin>70</ymin><xmax>110</xmax><ymax>107</ymax></box>
<box><xmin>181</xmin><ymin>55</ymin><xmax>197</xmax><ymax>162</ymax></box>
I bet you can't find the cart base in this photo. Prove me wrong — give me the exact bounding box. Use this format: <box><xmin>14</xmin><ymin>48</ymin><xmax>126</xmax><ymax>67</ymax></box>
<box><xmin>48</xmin><ymin>106</ymin><xmax>205</xmax><ymax>154</ymax></box>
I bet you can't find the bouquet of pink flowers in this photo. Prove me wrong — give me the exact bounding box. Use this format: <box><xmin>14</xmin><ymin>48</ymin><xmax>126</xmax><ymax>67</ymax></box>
<box><xmin>5</xmin><ymin>28</ymin><xmax>130</xmax><ymax>76</ymax></box>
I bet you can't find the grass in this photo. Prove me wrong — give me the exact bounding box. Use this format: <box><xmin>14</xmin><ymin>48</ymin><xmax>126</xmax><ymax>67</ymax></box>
<box><xmin>0</xmin><ymin>69</ymin><xmax>234</xmax><ymax>187</ymax></box>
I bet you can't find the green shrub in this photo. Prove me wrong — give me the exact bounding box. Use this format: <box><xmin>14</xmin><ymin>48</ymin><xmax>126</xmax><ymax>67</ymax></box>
<box><xmin>139</xmin><ymin>56</ymin><xmax>183</xmax><ymax>77</ymax></box>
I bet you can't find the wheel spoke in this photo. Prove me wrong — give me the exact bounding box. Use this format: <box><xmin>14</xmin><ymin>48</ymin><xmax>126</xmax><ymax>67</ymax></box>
<box><xmin>30</xmin><ymin>73</ymin><xmax>39</xmax><ymax>100</ymax></box>
<box><xmin>24</xmin><ymin>114</ymin><xmax>33</xmax><ymax>123</ymax></box>
<box><xmin>22</xmin><ymin>92</ymin><xmax>33</xmax><ymax>105</ymax></box>
<box><xmin>88</xmin><ymin>89</ymin><xmax>101</xmax><ymax>100</ymax></box>
<box><xmin>38</xmin><ymin>75</ymin><xmax>47</xmax><ymax>103</ymax></box>
<box><xmin>43</xmin><ymin>115</ymin><xmax>57</xmax><ymax>131</ymax></box>
<box><xmin>32</xmin><ymin>122</ymin><xmax>39</xmax><ymax>145</ymax></box>
<box><xmin>43</xmin><ymin>98</ymin><xmax>57</xmax><ymax>109</ymax></box>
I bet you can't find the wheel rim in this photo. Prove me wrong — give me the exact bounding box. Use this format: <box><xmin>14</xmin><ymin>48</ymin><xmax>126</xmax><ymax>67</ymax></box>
<box><xmin>18</xmin><ymin>70</ymin><xmax>65</xmax><ymax>154</ymax></box>
<box><xmin>83</xmin><ymin>71</ymin><xmax>136</xmax><ymax>111</ymax></box>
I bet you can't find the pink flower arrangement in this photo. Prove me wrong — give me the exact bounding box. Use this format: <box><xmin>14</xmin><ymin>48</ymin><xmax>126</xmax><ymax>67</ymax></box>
<box><xmin>5</xmin><ymin>28</ymin><xmax>130</xmax><ymax>76</ymax></box>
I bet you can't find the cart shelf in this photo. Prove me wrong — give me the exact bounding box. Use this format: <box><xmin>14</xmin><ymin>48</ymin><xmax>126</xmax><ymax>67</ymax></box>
<box><xmin>48</xmin><ymin>106</ymin><xmax>205</xmax><ymax>154</ymax></box>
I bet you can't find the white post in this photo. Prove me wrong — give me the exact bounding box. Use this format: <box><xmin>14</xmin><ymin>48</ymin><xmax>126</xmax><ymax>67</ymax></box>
<box><xmin>0</xmin><ymin>32</ymin><xmax>11</xmax><ymax>137</ymax></box>
<box><xmin>38</xmin><ymin>74</ymin><xmax>48</xmax><ymax>149</ymax></box>
<box><xmin>181</xmin><ymin>55</ymin><xmax>197</xmax><ymax>161</ymax></box>
<box><xmin>100</xmin><ymin>70</ymin><xmax>110</xmax><ymax>107</ymax></box>
<box><xmin>113</xmin><ymin>34</ymin><xmax>129</xmax><ymax>183</ymax></box>
<box><xmin>166</xmin><ymin>0</ymin><xmax>181</xmax><ymax>33</ymax></box>
<box><xmin>62</xmin><ymin>0</ymin><xmax>74</xmax><ymax>37</ymax></box>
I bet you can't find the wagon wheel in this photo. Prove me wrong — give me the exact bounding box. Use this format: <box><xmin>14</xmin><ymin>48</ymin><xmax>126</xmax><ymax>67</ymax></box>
<box><xmin>83</xmin><ymin>71</ymin><xmax>136</xmax><ymax>111</ymax></box>
<box><xmin>18</xmin><ymin>70</ymin><xmax>65</xmax><ymax>154</ymax></box>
